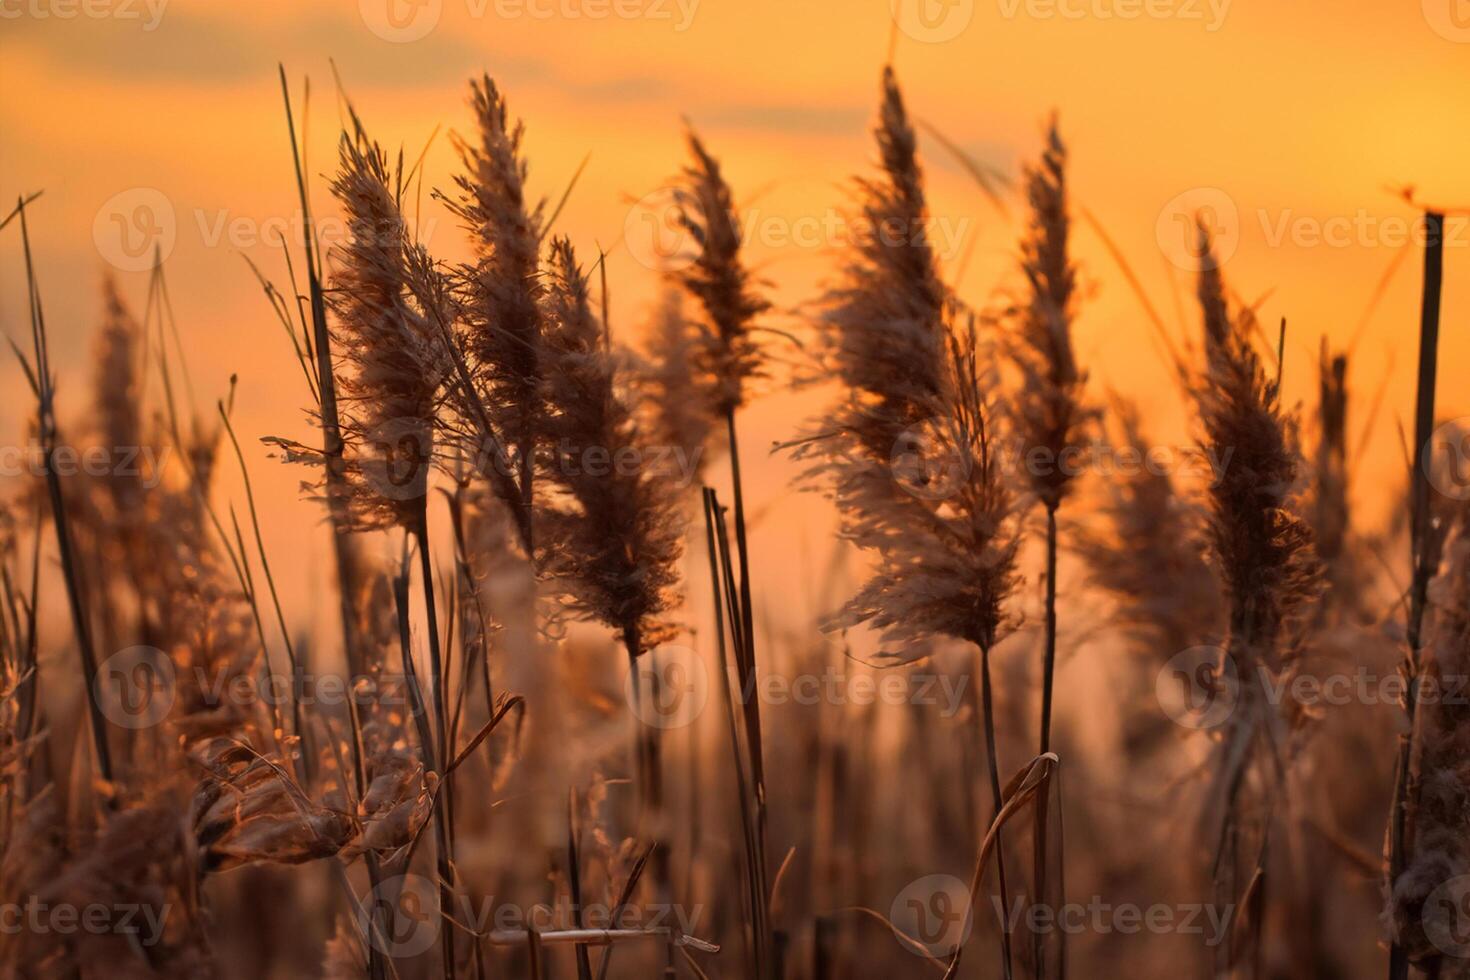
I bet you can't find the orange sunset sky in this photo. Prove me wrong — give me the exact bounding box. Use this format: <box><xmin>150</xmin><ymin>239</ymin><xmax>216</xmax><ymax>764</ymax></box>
<box><xmin>3</xmin><ymin>0</ymin><xmax>1469</xmax><ymax>633</ymax></box>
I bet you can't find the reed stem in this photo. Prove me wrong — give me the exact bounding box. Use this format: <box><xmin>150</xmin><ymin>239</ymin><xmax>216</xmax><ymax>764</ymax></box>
<box><xmin>1387</xmin><ymin>210</ymin><xmax>1444</xmax><ymax>980</ymax></box>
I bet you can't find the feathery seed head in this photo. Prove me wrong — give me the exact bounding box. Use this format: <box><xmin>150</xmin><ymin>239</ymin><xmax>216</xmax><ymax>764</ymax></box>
<box><xmin>639</xmin><ymin>287</ymin><xmax>718</xmax><ymax>482</ymax></box>
<box><xmin>538</xmin><ymin>237</ymin><xmax>683</xmax><ymax>651</ymax></box>
<box><xmin>674</xmin><ymin>130</ymin><xmax>769</xmax><ymax>414</ymax></box>
<box><xmin>445</xmin><ymin>75</ymin><xmax>547</xmax><ymax>460</ymax></box>
<box><xmin>328</xmin><ymin>132</ymin><xmax>449</xmax><ymax>529</ymax></box>
<box><xmin>793</xmin><ymin>70</ymin><xmax>1018</xmax><ymax>655</ymax></box>
<box><xmin>1011</xmin><ymin>118</ymin><xmax>1091</xmax><ymax>510</ymax></box>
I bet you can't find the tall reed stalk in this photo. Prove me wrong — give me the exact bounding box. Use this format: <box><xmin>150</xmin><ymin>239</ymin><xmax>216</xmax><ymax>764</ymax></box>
<box><xmin>1192</xmin><ymin>225</ymin><xmax>1322</xmax><ymax>975</ymax></box>
<box><xmin>323</xmin><ymin>125</ymin><xmax>458</xmax><ymax>980</ymax></box>
<box><xmin>14</xmin><ymin>199</ymin><xmax>114</xmax><ymax>787</ymax></box>
<box><xmin>537</xmin><ymin>236</ymin><xmax>684</xmax><ymax>907</ymax></box>
<box><xmin>671</xmin><ymin>129</ymin><xmax>775</xmax><ymax>972</ymax></box>
<box><xmin>1387</xmin><ymin>210</ymin><xmax>1445</xmax><ymax>980</ymax></box>
<box><xmin>789</xmin><ymin>66</ymin><xmax>1022</xmax><ymax>980</ymax></box>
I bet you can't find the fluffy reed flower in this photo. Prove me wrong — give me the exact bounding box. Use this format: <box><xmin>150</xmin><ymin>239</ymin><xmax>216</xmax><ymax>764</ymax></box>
<box><xmin>1010</xmin><ymin>119</ymin><xmax>1089</xmax><ymax>511</ymax></box>
<box><xmin>0</xmin><ymin>788</ymin><xmax>64</xmax><ymax>976</ymax></box>
<box><xmin>639</xmin><ymin>287</ymin><xmax>718</xmax><ymax>483</ymax></box>
<box><xmin>1309</xmin><ymin>342</ymin><xmax>1371</xmax><ymax>620</ymax></box>
<box><xmin>812</xmin><ymin>67</ymin><xmax>948</xmax><ymax>471</ymax></box>
<box><xmin>537</xmin><ymin>237</ymin><xmax>683</xmax><ymax>654</ymax></box>
<box><xmin>165</xmin><ymin>543</ymin><xmax>265</xmax><ymax>753</ymax></box>
<box><xmin>674</xmin><ymin>130</ymin><xmax>770</xmax><ymax>415</ymax></box>
<box><xmin>92</xmin><ymin>276</ymin><xmax>145</xmax><ymax>515</ymax></box>
<box><xmin>0</xmin><ymin>505</ymin><xmax>36</xmax><ymax>796</ymax></box>
<box><xmin>327</xmin><ymin>132</ymin><xmax>450</xmax><ymax>531</ymax></box>
<box><xmin>443</xmin><ymin>75</ymin><xmax>546</xmax><ymax>534</ymax></box>
<box><xmin>793</xmin><ymin>69</ymin><xmax>1018</xmax><ymax>654</ymax></box>
<box><xmin>1195</xmin><ymin>232</ymin><xmax>1322</xmax><ymax>688</ymax></box>
<box><xmin>1073</xmin><ymin>402</ymin><xmax>1222</xmax><ymax>752</ymax></box>
<box><xmin>1074</xmin><ymin>401</ymin><xmax>1221</xmax><ymax>654</ymax></box>
<box><xmin>1390</xmin><ymin>503</ymin><xmax>1470</xmax><ymax>969</ymax></box>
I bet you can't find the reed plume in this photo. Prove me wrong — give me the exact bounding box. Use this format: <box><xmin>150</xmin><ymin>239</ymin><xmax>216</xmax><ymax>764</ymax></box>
<box><xmin>326</xmin><ymin>133</ymin><xmax>449</xmax><ymax>530</ymax></box>
<box><xmin>674</xmin><ymin>130</ymin><xmax>770</xmax><ymax>417</ymax></box>
<box><xmin>795</xmin><ymin>68</ymin><xmax>1016</xmax><ymax>655</ymax></box>
<box><xmin>442</xmin><ymin>74</ymin><xmax>546</xmax><ymax>550</ymax></box>
<box><xmin>92</xmin><ymin>276</ymin><xmax>146</xmax><ymax>517</ymax></box>
<box><xmin>1196</xmin><ymin>235</ymin><xmax>1321</xmax><ymax>688</ymax></box>
<box><xmin>639</xmin><ymin>286</ymin><xmax>717</xmax><ymax>484</ymax></box>
<box><xmin>538</xmin><ymin>236</ymin><xmax>684</xmax><ymax>655</ymax></box>
<box><xmin>1073</xmin><ymin>401</ymin><xmax>1222</xmax><ymax>752</ymax></box>
<box><xmin>1309</xmin><ymin>341</ymin><xmax>1372</xmax><ymax>621</ymax></box>
<box><xmin>1012</xmin><ymin>119</ymin><xmax>1088</xmax><ymax>513</ymax></box>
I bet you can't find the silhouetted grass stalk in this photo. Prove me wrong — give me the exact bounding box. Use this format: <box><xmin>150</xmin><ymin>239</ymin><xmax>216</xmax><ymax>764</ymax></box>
<box><xmin>1387</xmin><ymin>210</ymin><xmax>1444</xmax><ymax>980</ymax></box>
<box><xmin>15</xmin><ymin>198</ymin><xmax>113</xmax><ymax>786</ymax></box>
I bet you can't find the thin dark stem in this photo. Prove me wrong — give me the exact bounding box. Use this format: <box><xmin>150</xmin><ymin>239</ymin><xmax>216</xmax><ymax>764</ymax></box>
<box><xmin>1039</xmin><ymin>505</ymin><xmax>1059</xmax><ymax>753</ymax></box>
<box><xmin>414</xmin><ymin>515</ymin><xmax>457</xmax><ymax>980</ymax></box>
<box><xmin>17</xmin><ymin>201</ymin><xmax>112</xmax><ymax>786</ymax></box>
<box><xmin>278</xmin><ymin>65</ymin><xmax>383</xmax><ymax>963</ymax></box>
<box><xmin>219</xmin><ymin>406</ymin><xmax>307</xmax><ymax>763</ymax></box>
<box><xmin>1035</xmin><ymin>504</ymin><xmax>1060</xmax><ymax>978</ymax></box>
<box><xmin>278</xmin><ymin>65</ymin><xmax>364</xmax><ymax>681</ymax></box>
<box><xmin>710</xmin><ymin>488</ymin><xmax>774</xmax><ymax>978</ymax></box>
<box><xmin>723</xmin><ymin>413</ymin><xmax>774</xmax><ymax>979</ymax></box>
<box><xmin>1388</xmin><ymin>210</ymin><xmax>1444</xmax><ymax>980</ymax></box>
<box><xmin>703</xmin><ymin>488</ymin><xmax>766</xmax><ymax>976</ymax></box>
<box><xmin>976</xmin><ymin>644</ymin><xmax>1014</xmax><ymax>980</ymax></box>
<box><xmin>725</xmin><ymin>412</ymin><xmax>759</xmax><ymax>707</ymax></box>
<box><xmin>520</xmin><ymin>432</ymin><xmax>535</xmax><ymax>559</ymax></box>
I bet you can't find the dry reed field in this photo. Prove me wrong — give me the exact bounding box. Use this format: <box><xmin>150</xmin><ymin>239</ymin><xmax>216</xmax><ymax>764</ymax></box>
<box><xmin>4</xmin><ymin>4</ymin><xmax>1470</xmax><ymax>978</ymax></box>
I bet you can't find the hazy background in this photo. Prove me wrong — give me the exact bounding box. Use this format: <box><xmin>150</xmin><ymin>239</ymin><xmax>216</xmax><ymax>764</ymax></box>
<box><xmin>3</xmin><ymin>0</ymin><xmax>1468</xmax><ymax>638</ymax></box>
